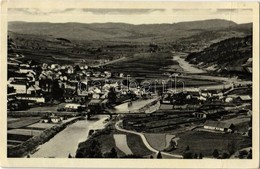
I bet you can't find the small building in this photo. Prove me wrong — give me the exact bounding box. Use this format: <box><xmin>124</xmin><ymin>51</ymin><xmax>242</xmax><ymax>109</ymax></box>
<box><xmin>16</xmin><ymin>94</ymin><xmax>45</xmax><ymax>103</ymax></box>
<box><xmin>236</xmin><ymin>95</ymin><xmax>252</xmax><ymax>102</ymax></box>
<box><xmin>50</xmin><ymin>116</ymin><xmax>62</xmax><ymax>123</ymax></box>
<box><xmin>119</xmin><ymin>73</ymin><xmax>124</xmax><ymax>77</ymax></box>
<box><xmin>8</xmin><ymin>81</ymin><xmax>28</xmax><ymax>94</ymax></box>
<box><xmin>27</xmin><ymin>84</ymin><xmax>41</xmax><ymax>95</ymax></box>
<box><xmin>193</xmin><ymin>111</ymin><xmax>207</xmax><ymax>119</ymax></box>
<box><xmin>159</xmin><ymin>104</ymin><xmax>174</xmax><ymax>110</ymax></box>
<box><xmin>203</xmin><ymin>120</ymin><xmax>235</xmax><ymax>132</ymax></box>
<box><xmin>242</xmin><ymin>58</ymin><xmax>252</xmax><ymax>74</ymax></box>
<box><xmin>59</xmin><ymin>103</ymin><xmax>86</xmax><ymax>112</ymax></box>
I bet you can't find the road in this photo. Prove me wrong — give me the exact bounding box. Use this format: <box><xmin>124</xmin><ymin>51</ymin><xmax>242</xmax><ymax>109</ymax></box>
<box><xmin>93</xmin><ymin>56</ymin><xmax>126</xmax><ymax>67</ymax></box>
<box><xmin>115</xmin><ymin>120</ymin><xmax>183</xmax><ymax>159</ymax></box>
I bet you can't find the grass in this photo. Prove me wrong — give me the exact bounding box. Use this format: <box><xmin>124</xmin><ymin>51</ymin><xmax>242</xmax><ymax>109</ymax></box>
<box><xmin>8</xmin><ymin>117</ymin><xmax>41</xmax><ymax>129</ymax></box>
<box><xmin>126</xmin><ymin>133</ymin><xmax>152</xmax><ymax>157</ymax></box>
<box><xmin>113</xmin><ymin>134</ymin><xmax>132</xmax><ymax>155</ymax></box>
<box><xmin>172</xmin><ymin>131</ymin><xmax>252</xmax><ymax>157</ymax></box>
<box><xmin>26</xmin><ymin>105</ymin><xmax>58</xmax><ymax>112</ymax></box>
<box><xmin>144</xmin><ymin>133</ymin><xmax>166</xmax><ymax>151</ymax></box>
<box><xmin>26</xmin><ymin>123</ymin><xmax>56</xmax><ymax>129</ymax></box>
<box><xmin>8</xmin><ymin>129</ymin><xmax>42</xmax><ymax>136</ymax></box>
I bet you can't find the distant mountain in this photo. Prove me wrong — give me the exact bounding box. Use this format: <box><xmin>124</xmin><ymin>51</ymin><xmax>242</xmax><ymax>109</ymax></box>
<box><xmin>8</xmin><ymin>19</ymin><xmax>245</xmax><ymax>42</ymax></box>
<box><xmin>185</xmin><ymin>35</ymin><xmax>252</xmax><ymax>73</ymax></box>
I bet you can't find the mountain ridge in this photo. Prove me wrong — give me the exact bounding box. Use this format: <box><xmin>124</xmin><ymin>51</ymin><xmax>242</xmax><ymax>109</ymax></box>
<box><xmin>8</xmin><ymin>19</ymin><xmax>247</xmax><ymax>42</ymax></box>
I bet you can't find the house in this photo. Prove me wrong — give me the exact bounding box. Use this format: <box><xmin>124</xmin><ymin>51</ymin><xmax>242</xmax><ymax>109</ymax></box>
<box><xmin>16</xmin><ymin>94</ymin><xmax>45</xmax><ymax>103</ymax></box>
<box><xmin>161</xmin><ymin>94</ymin><xmax>172</xmax><ymax>104</ymax></box>
<box><xmin>8</xmin><ymin>81</ymin><xmax>27</xmax><ymax>94</ymax></box>
<box><xmin>236</xmin><ymin>95</ymin><xmax>252</xmax><ymax>102</ymax></box>
<box><xmin>27</xmin><ymin>84</ymin><xmax>41</xmax><ymax>95</ymax></box>
<box><xmin>242</xmin><ymin>58</ymin><xmax>252</xmax><ymax>74</ymax></box>
<box><xmin>119</xmin><ymin>73</ymin><xmax>124</xmax><ymax>77</ymax></box>
<box><xmin>159</xmin><ymin>104</ymin><xmax>174</xmax><ymax>110</ymax></box>
<box><xmin>193</xmin><ymin>111</ymin><xmax>207</xmax><ymax>119</ymax></box>
<box><xmin>59</xmin><ymin>103</ymin><xmax>86</xmax><ymax>112</ymax></box>
<box><xmin>50</xmin><ymin>116</ymin><xmax>62</xmax><ymax>123</ymax></box>
<box><xmin>104</xmin><ymin>71</ymin><xmax>112</xmax><ymax>78</ymax></box>
<box><xmin>203</xmin><ymin>120</ymin><xmax>235</xmax><ymax>132</ymax></box>
<box><xmin>19</xmin><ymin>68</ymin><xmax>36</xmax><ymax>76</ymax></box>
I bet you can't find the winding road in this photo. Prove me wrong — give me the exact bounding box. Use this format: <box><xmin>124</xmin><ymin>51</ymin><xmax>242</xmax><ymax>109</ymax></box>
<box><xmin>115</xmin><ymin>120</ymin><xmax>183</xmax><ymax>159</ymax></box>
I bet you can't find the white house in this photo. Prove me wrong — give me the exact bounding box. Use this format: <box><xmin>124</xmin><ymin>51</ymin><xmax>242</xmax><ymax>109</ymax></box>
<box><xmin>204</xmin><ymin>120</ymin><xmax>235</xmax><ymax>132</ymax></box>
<box><xmin>8</xmin><ymin>82</ymin><xmax>27</xmax><ymax>94</ymax></box>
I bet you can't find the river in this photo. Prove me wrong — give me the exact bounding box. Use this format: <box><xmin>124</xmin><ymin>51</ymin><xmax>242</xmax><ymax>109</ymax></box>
<box><xmin>30</xmin><ymin>115</ymin><xmax>109</xmax><ymax>158</ymax></box>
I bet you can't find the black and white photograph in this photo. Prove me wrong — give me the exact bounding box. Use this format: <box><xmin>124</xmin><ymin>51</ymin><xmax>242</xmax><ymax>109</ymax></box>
<box><xmin>0</xmin><ymin>1</ymin><xmax>259</xmax><ymax>168</ymax></box>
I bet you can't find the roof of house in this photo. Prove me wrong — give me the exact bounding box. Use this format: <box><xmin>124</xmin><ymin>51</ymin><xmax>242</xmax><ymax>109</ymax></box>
<box><xmin>242</xmin><ymin>58</ymin><xmax>252</xmax><ymax>67</ymax></box>
<box><xmin>238</xmin><ymin>95</ymin><xmax>252</xmax><ymax>101</ymax></box>
<box><xmin>159</xmin><ymin>104</ymin><xmax>174</xmax><ymax>110</ymax></box>
<box><xmin>204</xmin><ymin>120</ymin><xmax>234</xmax><ymax>129</ymax></box>
<box><xmin>27</xmin><ymin>85</ymin><xmax>41</xmax><ymax>91</ymax></box>
<box><xmin>88</xmin><ymin>99</ymin><xmax>103</xmax><ymax>105</ymax></box>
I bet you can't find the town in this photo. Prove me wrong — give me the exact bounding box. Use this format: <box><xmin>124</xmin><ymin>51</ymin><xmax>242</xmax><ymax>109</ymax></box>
<box><xmin>7</xmin><ymin>51</ymin><xmax>252</xmax><ymax>159</ymax></box>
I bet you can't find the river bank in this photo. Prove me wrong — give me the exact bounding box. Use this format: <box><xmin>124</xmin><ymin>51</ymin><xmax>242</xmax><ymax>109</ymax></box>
<box><xmin>30</xmin><ymin>115</ymin><xmax>109</xmax><ymax>158</ymax></box>
<box><xmin>8</xmin><ymin>117</ymin><xmax>81</xmax><ymax>158</ymax></box>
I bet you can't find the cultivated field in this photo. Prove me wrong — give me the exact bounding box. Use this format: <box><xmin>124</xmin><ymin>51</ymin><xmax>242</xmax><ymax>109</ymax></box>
<box><xmin>171</xmin><ymin>131</ymin><xmax>251</xmax><ymax>157</ymax></box>
<box><xmin>7</xmin><ymin>117</ymin><xmax>41</xmax><ymax>129</ymax></box>
<box><xmin>113</xmin><ymin>134</ymin><xmax>133</xmax><ymax>155</ymax></box>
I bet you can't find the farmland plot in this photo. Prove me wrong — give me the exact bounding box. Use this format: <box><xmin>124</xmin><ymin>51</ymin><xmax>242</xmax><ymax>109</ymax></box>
<box><xmin>113</xmin><ymin>134</ymin><xmax>132</xmax><ymax>155</ymax></box>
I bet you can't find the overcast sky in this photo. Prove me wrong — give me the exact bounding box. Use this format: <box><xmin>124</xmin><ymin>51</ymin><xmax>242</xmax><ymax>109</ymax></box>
<box><xmin>8</xmin><ymin>8</ymin><xmax>252</xmax><ymax>24</ymax></box>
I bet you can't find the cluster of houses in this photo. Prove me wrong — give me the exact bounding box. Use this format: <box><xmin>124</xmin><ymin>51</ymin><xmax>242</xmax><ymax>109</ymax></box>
<box><xmin>160</xmin><ymin>85</ymin><xmax>252</xmax><ymax>108</ymax></box>
<box><xmin>7</xmin><ymin>58</ymin><xmax>154</xmax><ymax>112</ymax></box>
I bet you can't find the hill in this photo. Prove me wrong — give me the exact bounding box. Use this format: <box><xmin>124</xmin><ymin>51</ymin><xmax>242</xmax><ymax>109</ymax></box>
<box><xmin>8</xmin><ymin>19</ymin><xmax>243</xmax><ymax>42</ymax></box>
<box><xmin>185</xmin><ymin>35</ymin><xmax>252</xmax><ymax>75</ymax></box>
<box><xmin>7</xmin><ymin>19</ymin><xmax>252</xmax><ymax>65</ymax></box>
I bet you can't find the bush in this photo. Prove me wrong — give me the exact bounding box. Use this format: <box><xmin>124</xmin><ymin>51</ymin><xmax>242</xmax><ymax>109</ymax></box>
<box><xmin>212</xmin><ymin>149</ymin><xmax>219</xmax><ymax>158</ymax></box>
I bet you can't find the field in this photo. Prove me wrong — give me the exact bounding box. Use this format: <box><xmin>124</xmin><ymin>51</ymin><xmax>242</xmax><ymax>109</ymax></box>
<box><xmin>8</xmin><ymin>129</ymin><xmax>42</xmax><ymax>136</ymax></box>
<box><xmin>171</xmin><ymin>131</ymin><xmax>251</xmax><ymax>157</ymax></box>
<box><xmin>25</xmin><ymin>123</ymin><xmax>56</xmax><ymax>130</ymax></box>
<box><xmin>126</xmin><ymin>133</ymin><xmax>152</xmax><ymax>157</ymax></box>
<box><xmin>144</xmin><ymin>133</ymin><xmax>166</xmax><ymax>151</ymax></box>
<box><xmin>25</xmin><ymin>105</ymin><xmax>58</xmax><ymax>112</ymax></box>
<box><xmin>104</xmin><ymin>52</ymin><xmax>177</xmax><ymax>76</ymax></box>
<box><xmin>7</xmin><ymin>117</ymin><xmax>42</xmax><ymax>129</ymax></box>
<box><xmin>113</xmin><ymin>134</ymin><xmax>132</xmax><ymax>155</ymax></box>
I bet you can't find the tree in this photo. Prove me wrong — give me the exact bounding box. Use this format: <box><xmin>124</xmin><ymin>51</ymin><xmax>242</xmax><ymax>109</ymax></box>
<box><xmin>182</xmin><ymin>151</ymin><xmax>193</xmax><ymax>159</ymax></box>
<box><xmin>51</xmin><ymin>79</ymin><xmax>64</xmax><ymax>100</ymax></box>
<box><xmin>222</xmin><ymin>152</ymin><xmax>229</xmax><ymax>159</ymax></box>
<box><xmin>193</xmin><ymin>153</ymin><xmax>198</xmax><ymax>159</ymax></box>
<box><xmin>227</xmin><ymin>141</ymin><xmax>236</xmax><ymax>155</ymax></box>
<box><xmin>68</xmin><ymin>153</ymin><xmax>72</xmax><ymax>158</ymax></box>
<box><xmin>150</xmin><ymin>155</ymin><xmax>153</xmax><ymax>159</ymax></box>
<box><xmin>199</xmin><ymin>153</ymin><xmax>203</xmax><ymax>159</ymax></box>
<box><xmin>108</xmin><ymin>87</ymin><xmax>117</xmax><ymax>105</ymax></box>
<box><xmin>109</xmin><ymin>147</ymin><xmax>118</xmax><ymax>158</ymax></box>
<box><xmin>157</xmin><ymin>151</ymin><xmax>162</xmax><ymax>159</ymax></box>
<box><xmin>185</xmin><ymin>145</ymin><xmax>190</xmax><ymax>151</ymax></box>
<box><xmin>74</xmin><ymin>65</ymin><xmax>81</xmax><ymax>72</ymax></box>
<box><xmin>212</xmin><ymin>149</ymin><xmax>219</xmax><ymax>158</ymax></box>
<box><xmin>247</xmin><ymin>149</ymin><xmax>252</xmax><ymax>159</ymax></box>
<box><xmin>76</xmin><ymin>139</ymin><xmax>103</xmax><ymax>158</ymax></box>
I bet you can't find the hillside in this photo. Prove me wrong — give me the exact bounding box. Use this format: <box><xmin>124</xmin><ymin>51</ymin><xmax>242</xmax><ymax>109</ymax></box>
<box><xmin>185</xmin><ymin>35</ymin><xmax>252</xmax><ymax>74</ymax></box>
<box><xmin>8</xmin><ymin>19</ymin><xmax>244</xmax><ymax>42</ymax></box>
<box><xmin>7</xmin><ymin>19</ymin><xmax>252</xmax><ymax>65</ymax></box>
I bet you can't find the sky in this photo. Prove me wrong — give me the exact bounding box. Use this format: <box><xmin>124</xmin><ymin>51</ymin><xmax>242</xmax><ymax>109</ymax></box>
<box><xmin>8</xmin><ymin>8</ymin><xmax>253</xmax><ymax>24</ymax></box>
